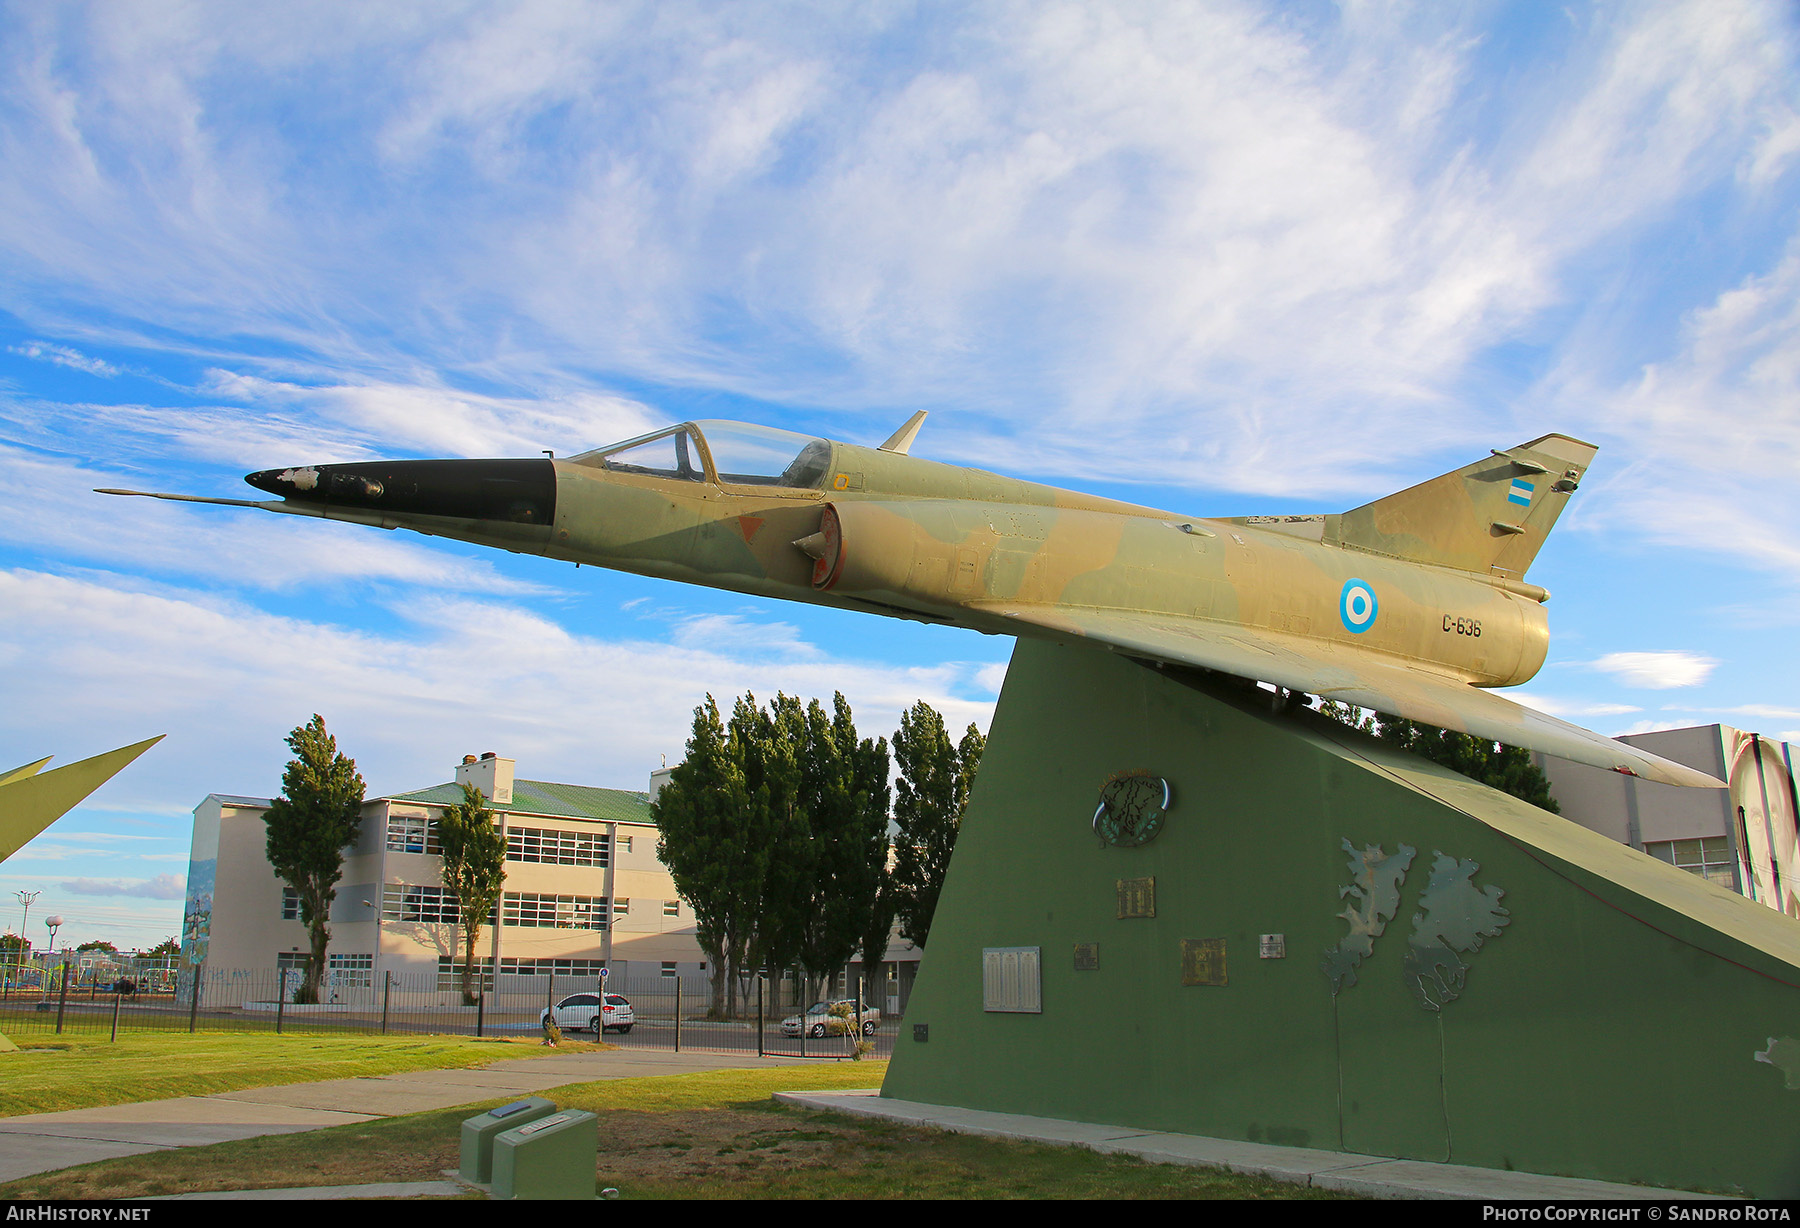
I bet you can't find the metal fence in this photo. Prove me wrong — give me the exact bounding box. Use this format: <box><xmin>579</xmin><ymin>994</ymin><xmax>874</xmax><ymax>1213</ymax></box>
<box><xmin>0</xmin><ymin>962</ymin><xmax>896</xmax><ymax>1060</ymax></box>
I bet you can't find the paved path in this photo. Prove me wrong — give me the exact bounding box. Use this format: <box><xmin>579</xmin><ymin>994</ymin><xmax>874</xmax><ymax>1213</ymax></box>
<box><xmin>0</xmin><ymin>1047</ymin><xmax>809</xmax><ymax>1185</ymax></box>
<box><xmin>776</xmin><ymin>1090</ymin><xmax>1730</xmax><ymax>1203</ymax></box>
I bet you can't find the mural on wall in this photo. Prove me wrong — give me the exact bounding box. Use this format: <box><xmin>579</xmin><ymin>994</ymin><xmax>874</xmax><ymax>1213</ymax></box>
<box><xmin>180</xmin><ymin>857</ymin><xmax>213</xmax><ymax>966</ymax></box>
<box><xmin>1322</xmin><ymin>839</ymin><xmax>1416</xmax><ymax>994</ymax></box>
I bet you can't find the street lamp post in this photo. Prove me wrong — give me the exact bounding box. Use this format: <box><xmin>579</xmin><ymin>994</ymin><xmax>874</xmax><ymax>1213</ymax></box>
<box><xmin>12</xmin><ymin>890</ymin><xmax>38</xmax><ymax>986</ymax></box>
<box><xmin>43</xmin><ymin>915</ymin><xmax>63</xmax><ymax>1002</ymax></box>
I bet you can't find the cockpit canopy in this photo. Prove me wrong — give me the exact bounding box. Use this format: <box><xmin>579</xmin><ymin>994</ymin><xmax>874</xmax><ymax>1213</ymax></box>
<box><xmin>571</xmin><ymin>420</ymin><xmax>831</xmax><ymax>489</ymax></box>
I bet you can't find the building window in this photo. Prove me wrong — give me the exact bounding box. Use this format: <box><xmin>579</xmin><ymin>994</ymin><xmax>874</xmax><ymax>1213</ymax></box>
<box><xmin>381</xmin><ymin>883</ymin><xmax>460</xmax><ymax>924</ymax></box>
<box><xmin>436</xmin><ymin>957</ymin><xmax>494</xmax><ymax>993</ymax></box>
<box><xmin>328</xmin><ymin>953</ymin><xmax>374</xmax><ymax>989</ymax></box>
<box><xmin>281</xmin><ymin>887</ymin><xmax>301</xmax><ymax>921</ymax></box>
<box><xmin>613</xmin><ymin>898</ymin><xmax>630</xmax><ymax>916</ymax></box>
<box><xmin>498</xmin><ymin>958</ymin><xmax>608</xmax><ymax>977</ymax></box>
<box><xmin>1646</xmin><ymin>838</ymin><xmax>1738</xmax><ymax>891</ymax></box>
<box><xmin>506</xmin><ymin>826</ymin><xmax>608</xmax><ymax>867</ymax></box>
<box><xmin>663</xmin><ymin>900</ymin><xmax>680</xmax><ymax>917</ymax></box>
<box><xmin>619</xmin><ymin>836</ymin><xmax>633</xmax><ymax>854</ymax></box>
<box><xmin>275</xmin><ymin>951</ymin><xmax>307</xmax><ymax>974</ymax></box>
<box><xmin>661</xmin><ymin>962</ymin><xmax>677</xmax><ymax>978</ymax></box>
<box><xmin>501</xmin><ymin>892</ymin><xmax>609</xmax><ymax>930</ymax></box>
<box><xmin>385</xmin><ymin>812</ymin><xmax>440</xmax><ymax>854</ymax></box>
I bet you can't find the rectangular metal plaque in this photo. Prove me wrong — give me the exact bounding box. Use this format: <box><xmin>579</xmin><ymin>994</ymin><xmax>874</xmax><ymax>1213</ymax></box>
<box><xmin>1182</xmin><ymin>938</ymin><xmax>1228</xmax><ymax>987</ymax></box>
<box><xmin>982</xmin><ymin>947</ymin><xmax>1043</xmax><ymax>1013</ymax></box>
<box><xmin>1116</xmin><ymin>876</ymin><xmax>1156</xmax><ymax>919</ymax></box>
<box><xmin>1259</xmin><ymin>933</ymin><xmax>1286</xmax><ymax>959</ymax></box>
<box><xmin>1073</xmin><ymin>943</ymin><xmax>1100</xmax><ymax>971</ymax></box>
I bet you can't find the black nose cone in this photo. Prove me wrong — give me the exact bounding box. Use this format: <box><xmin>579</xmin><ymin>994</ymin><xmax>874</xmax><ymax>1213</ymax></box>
<box><xmin>245</xmin><ymin>458</ymin><xmax>556</xmax><ymax>525</ymax></box>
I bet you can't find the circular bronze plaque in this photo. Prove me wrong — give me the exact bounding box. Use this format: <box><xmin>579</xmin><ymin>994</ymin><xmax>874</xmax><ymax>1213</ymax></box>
<box><xmin>1092</xmin><ymin>772</ymin><xmax>1172</xmax><ymax>847</ymax></box>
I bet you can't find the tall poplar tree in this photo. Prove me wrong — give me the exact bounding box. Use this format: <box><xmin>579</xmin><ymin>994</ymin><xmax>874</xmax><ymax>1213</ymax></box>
<box><xmin>263</xmin><ymin>715</ymin><xmax>364</xmax><ymax>1004</ymax></box>
<box><xmin>891</xmin><ymin>703</ymin><xmax>984</xmax><ymax>948</ymax></box>
<box><xmin>741</xmin><ymin>693</ymin><xmax>807</xmax><ymax>1002</ymax></box>
<box><xmin>439</xmin><ymin>782</ymin><xmax>507</xmax><ymax>1005</ymax></box>
<box><xmin>653</xmin><ymin>696</ymin><xmax>759</xmax><ymax>1018</ymax></box>
<box><xmin>844</xmin><ymin>695</ymin><xmax>894</xmax><ymax>1002</ymax></box>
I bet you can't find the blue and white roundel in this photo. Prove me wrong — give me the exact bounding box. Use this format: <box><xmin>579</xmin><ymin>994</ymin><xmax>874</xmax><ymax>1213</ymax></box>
<box><xmin>1339</xmin><ymin>579</ymin><xmax>1378</xmax><ymax>634</ymax></box>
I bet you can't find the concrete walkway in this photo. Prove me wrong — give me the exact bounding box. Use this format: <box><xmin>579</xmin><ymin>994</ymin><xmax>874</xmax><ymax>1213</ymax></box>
<box><xmin>775</xmin><ymin>1090</ymin><xmax>1729</xmax><ymax>1202</ymax></box>
<box><xmin>0</xmin><ymin>1047</ymin><xmax>808</xmax><ymax>1185</ymax></box>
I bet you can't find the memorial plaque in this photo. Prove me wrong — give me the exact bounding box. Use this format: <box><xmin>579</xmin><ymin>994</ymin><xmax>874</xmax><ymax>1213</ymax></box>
<box><xmin>1116</xmin><ymin>876</ymin><xmax>1157</xmax><ymax>919</ymax></box>
<box><xmin>1073</xmin><ymin>942</ymin><xmax>1100</xmax><ymax>971</ymax></box>
<box><xmin>1182</xmin><ymin>938</ymin><xmax>1228</xmax><ymax>986</ymax></box>
<box><xmin>1259</xmin><ymin>934</ymin><xmax>1286</xmax><ymax>959</ymax></box>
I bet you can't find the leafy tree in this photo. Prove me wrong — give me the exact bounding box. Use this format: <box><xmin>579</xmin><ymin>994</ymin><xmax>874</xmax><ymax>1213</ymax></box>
<box><xmin>657</xmin><ymin>690</ymin><xmax>897</xmax><ymax>1016</ymax></box>
<box><xmin>789</xmin><ymin>697</ymin><xmax>857</xmax><ymax>998</ymax></box>
<box><xmin>76</xmin><ymin>940</ymin><xmax>119</xmax><ymax>953</ymax></box>
<box><xmin>839</xmin><ymin>695</ymin><xmax>894</xmax><ymax>1006</ymax></box>
<box><xmin>1318</xmin><ymin>704</ymin><xmax>1559</xmax><ymax>813</ymax></box>
<box><xmin>439</xmin><ymin>783</ymin><xmax>508</xmax><ymax>1005</ymax></box>
<box><xmin>263</xmin><ymin>715</ymin><xmax>365</xmax><ymax>1004</ymax></box>
<box><xmin>654</xmin><ymin>696</ymin><xmax>760</xmax><ymax>1018</ymax></box>
<box><xmin>892</xmin><ymin>703</ymin><xmax>985</xmax><ymax>947</ymax></box>
<box><xmin>738</xmin><ymin>693</ymin><xmax>806</xmax><ymax>1004</ymax></box>
<box><xmin>0</xmin><ymin>933</ymin><xmax>29</xmax><ymax>959</ymax></box>
<box><xmin>143</xmin><ymin>937</ymin><xmax>180</xmax><ymax>959</ymax></box>
<box><xmin>788</xmin><ymin>694</ymin><xmax>892</xmax><ymax>1006</ymax></box>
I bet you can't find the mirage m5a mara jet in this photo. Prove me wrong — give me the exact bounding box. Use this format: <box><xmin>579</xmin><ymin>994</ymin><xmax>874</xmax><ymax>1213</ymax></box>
<box><xmin>101</xmin><ymin>412</ymin><xmax>1721</xmax><ymax>789</ymax></box>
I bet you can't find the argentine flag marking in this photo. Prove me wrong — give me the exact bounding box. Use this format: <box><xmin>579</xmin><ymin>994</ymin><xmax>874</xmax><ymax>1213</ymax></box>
<box><xmin>1340</xmin><ymin>579</ymin><xmax>1378</xmax><ymax>634</ymax></box>
<box><xmin>1507</xmin><ymin>479</ymin><xmax>1534</xmax><ymax>506</ymax></box>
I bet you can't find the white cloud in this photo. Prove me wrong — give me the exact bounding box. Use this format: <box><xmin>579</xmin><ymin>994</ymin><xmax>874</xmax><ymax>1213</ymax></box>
<box><xmin>60</xmin><ymin>875</ymin><xmax>185</xmax><ymax>900</ymax></box>
<box><xmin>973</xmin><ymin>662</ymin><xmax>1010</xmax><ymax>695</ymax></box>
<box><xmin>0</xmin><ymin>444</ymin><xmax>542</xmax><ymax>593</ymax></box>
<box><xmin>2</xmin><ymin>2</ymin><xmax>1792</xmax><ymax>503</ymax></box>
<box><xmin>9</xmin><ymin>341</ymin><xmax>118</xmax><ymax>377</ymax></box>
<box><xmin>1723</xmin><ymin>705</ymin><xmax>1800</xmax><ymax>720</ymax></box>
<box><xmin>0</xmin><ymin>568</ymin><xmax>996</xmax><ymax>816</ymax></box>
<box><xmin>197</xmin><ymin>372</ymin><xmax>659</xmax><ymax>460</ymax></box>
<box><xmin>1590</xmin><ymin>651</ymin><xmax>1718</xmax><ymax>689</ymax></box>
<box><xmin>1612</xmin><ymin>717</ymin><xmax>1707</xmax><ymax>737</ymax></box>
<box><xmin>669</xmin><ymin>613</ymin><xmax>820</xmax><ymax>660</ymax></box>
<box><xmin>1579</xmin><ymin>227</ymin><xmax>1800</xmax><ymax>580</ymax></box>
<box><xmin>1505</xmin><ymin>692</ymin><xmax>1643</xmax><ymax>719</ymax></box>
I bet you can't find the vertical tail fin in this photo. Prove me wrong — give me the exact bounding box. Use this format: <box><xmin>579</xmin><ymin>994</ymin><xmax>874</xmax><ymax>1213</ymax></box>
<box><xmin>1328</xmin><ymin>434</ymin><xmax>1597</xmax><ymax>581</ymax></box>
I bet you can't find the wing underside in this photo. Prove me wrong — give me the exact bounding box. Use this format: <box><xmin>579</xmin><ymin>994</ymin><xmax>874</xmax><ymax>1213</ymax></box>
<box><xmin>977</xmin><ymin>603</ymin><xmax>1724</xmax><ymax>789</ymax></box>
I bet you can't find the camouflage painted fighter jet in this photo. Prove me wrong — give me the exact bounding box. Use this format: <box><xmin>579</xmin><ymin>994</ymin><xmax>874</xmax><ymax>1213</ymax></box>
<box><xmin>101</xmin><ymin>415</ymin><xmax>1721</xmax><ymax>788</ymax></box>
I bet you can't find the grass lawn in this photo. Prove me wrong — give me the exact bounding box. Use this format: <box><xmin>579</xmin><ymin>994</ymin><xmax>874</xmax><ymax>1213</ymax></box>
<box><xmin>0</xmin><ymin>1032</ymin><xmax>610</xmax><ymax>1116</ymax></box>
<box><xmin>0</xmin><ymin>1062</ymin><xmax>1348</xmax><ymax>1200</ymax></box>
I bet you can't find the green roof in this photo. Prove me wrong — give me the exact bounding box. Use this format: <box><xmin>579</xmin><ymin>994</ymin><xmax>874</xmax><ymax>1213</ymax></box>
<box><xmin>386</xmin><ymin>779</ymin><xmax>654</xmax><ymax>824</ymax></box>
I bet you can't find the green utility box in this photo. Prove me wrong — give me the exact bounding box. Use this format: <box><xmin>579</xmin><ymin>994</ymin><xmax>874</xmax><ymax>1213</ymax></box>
<box><xmin>492</xmin><ymin>1109</ymin><xmax>598</xmax><ymax>1200</ymax></box>
<box><xmin>459</xmin><ymin>1097</ymin><xmax>557</xmax><ymax>1184</ymax></box>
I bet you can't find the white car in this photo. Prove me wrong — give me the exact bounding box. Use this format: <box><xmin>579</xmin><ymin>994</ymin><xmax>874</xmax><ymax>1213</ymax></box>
<box><xmin>540</xmin><ymin>992</ymin><xmax>635</xmax><ymax>1034</ymax></box>
<box><xmin>780</xmin><ymin>999</ymin><xmax>880</xmax><ymax>1038</ymax></box>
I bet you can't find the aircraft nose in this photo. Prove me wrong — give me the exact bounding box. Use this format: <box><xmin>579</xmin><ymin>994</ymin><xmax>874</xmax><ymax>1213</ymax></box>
<box><xmin>244</xmin><ymin>458</ymin><xmax>556</xmax><ymax>525</ymax></box>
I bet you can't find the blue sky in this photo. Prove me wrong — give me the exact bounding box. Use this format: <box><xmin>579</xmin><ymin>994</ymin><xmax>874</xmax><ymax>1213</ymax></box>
<box><xmin>2</xmin><ymin>1</ymin><xmax>1797</xmax><ymax>951</ymax></box>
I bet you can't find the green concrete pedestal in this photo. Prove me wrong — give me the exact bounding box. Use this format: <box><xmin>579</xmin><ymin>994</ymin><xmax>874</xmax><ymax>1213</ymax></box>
<box><xmin>882</xmin><ymin>639</ymin><xmax>1800</xmax><ymax>1197</ymax></box>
